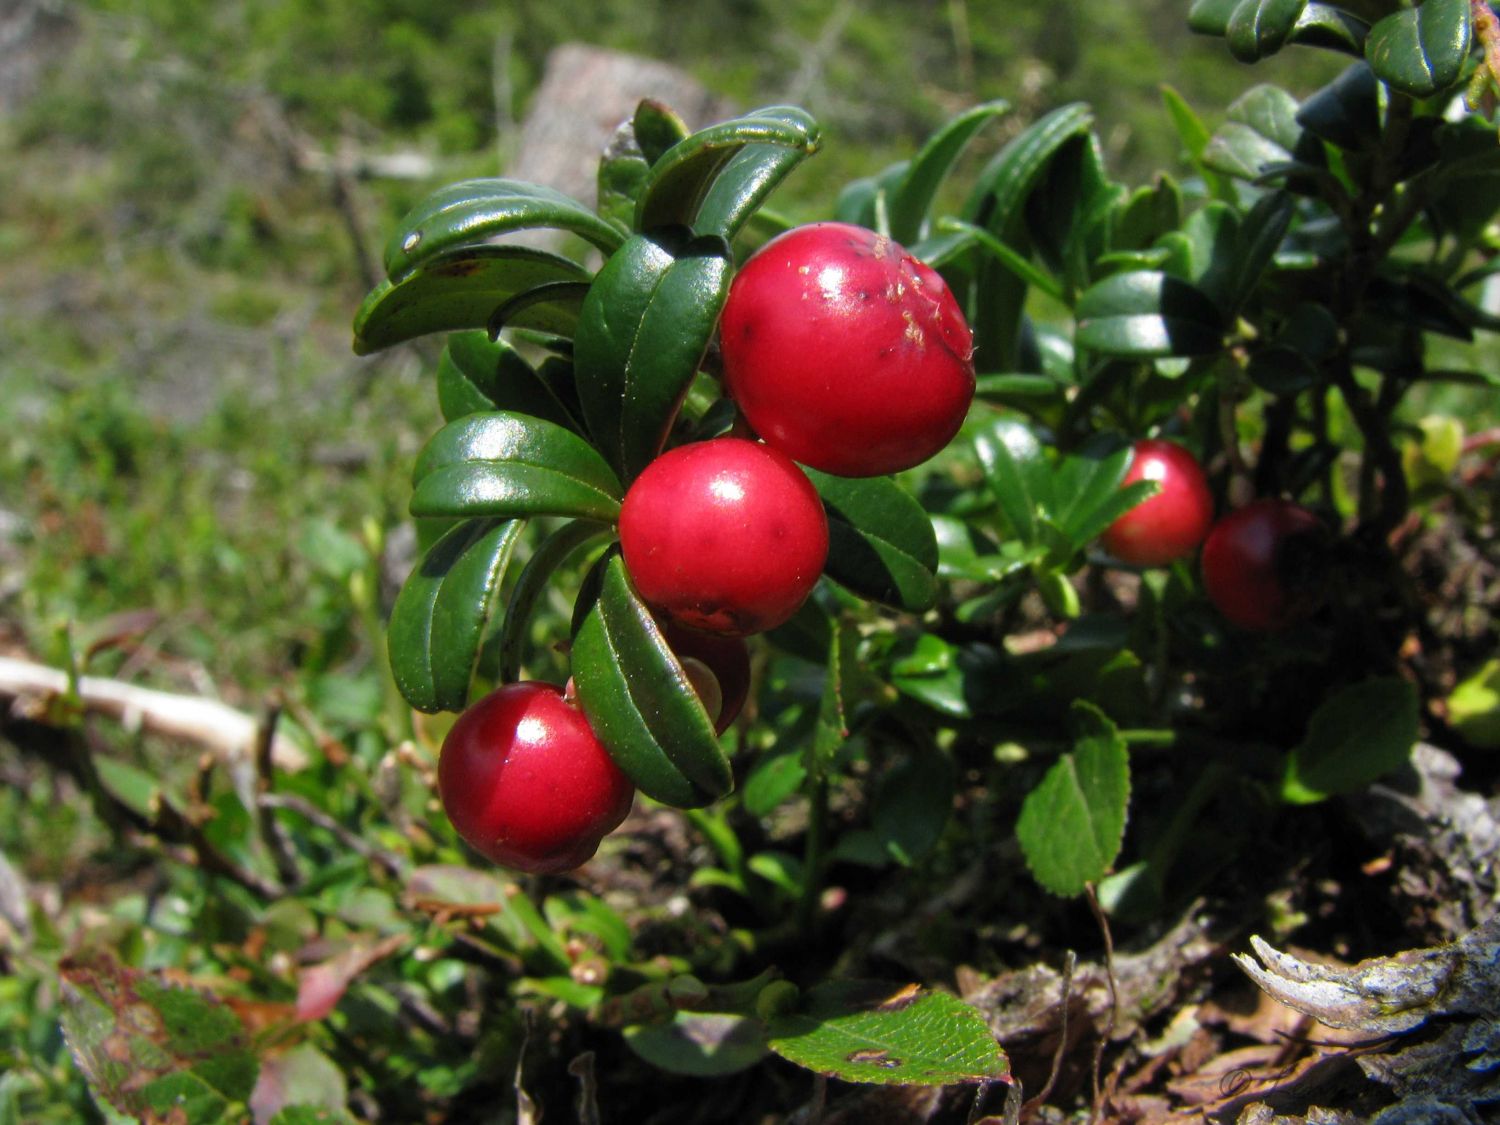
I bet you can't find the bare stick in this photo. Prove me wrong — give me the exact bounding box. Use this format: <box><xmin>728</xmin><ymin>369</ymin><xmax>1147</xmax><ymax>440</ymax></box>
<box><xmin>1084</xmin><ymin>884</ymin><xmax>1120</xmax><ymax>1125</ymax></box>
<box><xmin>0</xmin><ymin>656</ymin><xmax>306</xmax><ymax>772</ymax></box>
<box><xmin>1022</xmin><ymin>949</ymin><xmax>1076</xmax><ymax>1116</ymax></box>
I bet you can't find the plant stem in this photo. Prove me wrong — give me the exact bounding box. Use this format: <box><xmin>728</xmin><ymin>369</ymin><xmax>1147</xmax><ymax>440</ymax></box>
<box><xmin>797</xmin><ymin>776</ymin><xmax>829</xmax><ymax>940</ymax></box>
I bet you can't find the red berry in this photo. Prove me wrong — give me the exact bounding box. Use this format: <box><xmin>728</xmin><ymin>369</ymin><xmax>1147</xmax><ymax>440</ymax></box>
<box><xmin>1200</xmin><ymin>499</ymin><xmax>1326</xmax><ymax>631</ymax></box>
<box><xmin>720</xmin><ymin>222</ymin><xmax>975</xmax><ymax>477</ymax></box>
<box><xmin>1102</xmin><ymin>440</ymin><xmax>1215</xmax><ymax>567</ymax></box>
<box><xmin>619</xmin><ymin>437</ymin><xmax>828</xmax><ymax>637</ymax></box>
<box><xmin>659</xmin><ymin>620</ymin><xmax>752</xmax><ymax>734</ymax></box>
<box><xmin>437</xmin><ymin>682</ymin><xmax>634</xmax><ymax>874</ymax></box>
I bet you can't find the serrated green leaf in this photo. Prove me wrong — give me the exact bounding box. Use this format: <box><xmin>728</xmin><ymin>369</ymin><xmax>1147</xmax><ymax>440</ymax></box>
<box><xmin>805</xmin><ymin>470</ymin><xmax>938</xmax><ymax>612</ymax></box>
<box><xmin>388</xmin><ymin>518</ymin><xmax>524</xmax><ymax>713</ymax></box>
<box><xmin>887</xmin><ymin>99</ymin><xmax>1010</xmax><ymax>244</ymax></box>
<box><xmin>636</xmin><ymin>106</ymin><xmax>820</xmax><ymax>233</ymax></box>
<box><xmin>436</xmin><ymin>331</ymin><xmax>582</xmax><ymax>431</ymax></box>
<box><xmin>571</xmin><ymin>553</ymin><xmax>732</xmax><ymax>808</ymax></box>
<box><xmin>381</xmin><ymin>178</ymin><xmax>623</xmax><ymax>280</ymax></box>
<box><xmin>1016</xmin><ymin>701</ymin><xmax>1130</xmax><ymax>896</ymax></box>
<box><xmin>1366</xmin><ymin>0</ymin><xmax>1472</xmax><ymax>97</ymax></box>
<box><xmin>410</xmin><ymin>411</ymin><xmax>622</xmax><ymax>522</ymax></box>
<box><xmin>1282</xmin><ymin>677</ymin><xmax>1419</xmax><ymax>803</ymax></box>
<box><xmin>352</xmin><ymin>245</ymin><xmax>591</xmax><ymax>355</ymax></box>
<box><xmin>60</xmin><ymin>955</ymin><xmax>257</xmax><ymax>1123</ymax></box>
<box><xmin>1076</xmin><ymin>270</ymin><xmax>1225</xmax><ymax>358</ymax></box>
<box><xmin>574</xmin><ymin>231</ymin><xmax>732</xmax><ymax>481</ymax></box>
<box><xmin>765</xmin><ymin>981</ymin><xmax>1008</xmax><ymax>1086</ymax></box>
<box><xmin>809</xmin><ymin>623</ymin><xmax>857</xmax><ymax>778</ymax></box>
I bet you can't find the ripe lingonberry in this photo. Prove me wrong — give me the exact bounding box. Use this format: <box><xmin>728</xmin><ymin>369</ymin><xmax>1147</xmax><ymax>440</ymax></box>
<box><xmin>619</xmin><ymin>437</ymin><xmax>828</xmax><ymax>637</ymax></box>
<box><xmin>660</xmin><ymin>620</ymin><xmax>752</xmax><ymax>734</ymax></box>
<box><xmin>719</xmin><ymin>222</ymin><xmax>975</xmax><ymax>477</ymax></box>
<box><xmin>1102</xmin><ymin>439</ymin><xmax>1215</xmax><ymax>567</ymax></box>
<box><xmin>1200</xmin><ymin>499</ymin><xmax>1327</xmax><ymax>631</ymax></box>
<box><xmin>438</xmin><ymin>682</ymin><xmax>634</xmax><ymax>874</ymax></box>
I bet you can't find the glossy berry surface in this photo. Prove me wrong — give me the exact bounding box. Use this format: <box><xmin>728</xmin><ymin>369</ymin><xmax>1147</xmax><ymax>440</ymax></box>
<box><xmin>660</xmin><ymin>620</ymin><xmax>752</xmax><ymax>734</ymax></box>
<box><xmin>1200</xmin><ymin>499</ymin><xmax>1326</xmax><ymax>631</ymax></box>
<box><xmin>438</xmin><ymin>682</ymin><xmax>634</xmax><ymax>874</ymax></box>
<box><xmin>1102</xmin><ymin>440</ymin><xmax>1215</xmax><ymax>567</ymax></box>
<box><xmin>619</xmin><ymin>437</ymin><xmax>828</xmax><ymax>637</ymax></box>
<box><xmin>719</xmin><ymin>221</ymin><xmax>975</xmax><ymax>477</ymax></box>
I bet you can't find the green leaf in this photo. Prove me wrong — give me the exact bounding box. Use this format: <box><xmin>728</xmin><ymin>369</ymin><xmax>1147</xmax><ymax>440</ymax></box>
<box><xmin>634</xmin><ymin>99</ymin><xmax>692</xmax><ymax>164</ymax></box>
<box><xmin>60</xmin><ymin>955</ymin><xmax>257</xmax><ymax>1123</ymax></box>
<box><xmin>352</xmin><ymin>245</ymin><xmax>591</xmax><ymax>355</ymax></box>
<box><xmin>1447</xmin><ymin>658</ymin><xmax>1500</xmax><ymax>750</ymax></box>
<box><xmin>388</xmin><ymin>519</ymin><xmax>524</xmax><ymax>713</ymax></box>
<box><xmin>809</xmin><ymin>623</ymin><xmax>858</xmax><ymax>779</ymax></box>
<box><xmin>1297</xmin><ymin>62</ymin><xmax>1382</xmax><ymax>151</ymax></box>
<box><xmin>694</xmin><ymin>142</ymin><xmax>821</xmax><ymax>242</ymax></box>
<box><xmin>873</xmin><ymin>751</ymin><xmax>956</xmax><ymax>865</ymax></box>
<box><xmin>765</xmin><ymin>981</ymin><xmax>1008</xmax><ymax>1086</ymax></box>
<box><xmin>887</xmin><ymin>99</ymin><xmax>1010</xmax><ymax>244</ymax></box>
<box><xmin>571</xmin><ymin>552</ymin><xmax>733</xmax><ymax>808</ymax></box>
<box><xmin>598</xmin><ymin>117</ymin><xmax>655</xmax><ymax>235</ymax></box>
<box><xmin>495</xmin><ymin>520</ymin><xmax>612</xmax><ymax>683</ymax></box>
<box><xmin>1282</xmin><ymin>677</ymin><xmax>1419</xmax><ymax>803</ymax></box>
<box><xmin>805</xmin><ymin>470</ymin><xmax>938</xmax><ymax>612</ymax></box>
<box><xmin>436</xmin><ymin>331</ymin><xmax>582</xmax><ymax>431</ymax></box>
<box><xmin>1202</xmin><ymin>85</ymin><xmax>1307</xmax><ymax>182</ymax></box>
<box><xmin>972</xmin><ymin>417</ymin><xmax>1050</xmax><ymax>544</ymax></box>
<box><xmin>573</xmin><ymin>231</ymin><xmax>732</xmax><ymax>481</ymax></box>
<box><xmin>1228</xmin><ymin>0</ymin><xmax>1308</xmax><ymax>60</ymax></box>
<box><xmin>1016</xmin><ymin>701</ymin><xmax>1130</xmax><ymax>896</ymax></box>
<box><xmin>1076</xmin><ymin>271</ymin><xmax>1225</xmax><ymax>358</ymax></box>
<box><xmin>381</xmin><ymin>178</ymin><xmax>624</xmax><ymax>281</ymax></box>
<box><xmin>623</xmin><ymin>1013</ymin><xmax>768</xmax><ymax>1077</ymax></box>
<box><xmin>1160</xmin><ymin>86</ymin><xmax>1238</xmax><ymax>203</ymax></box>
<box><xmin>636</xmin><ymin>106</ymin><xmax>821</xmax><ymax>234</ymax></box>
<box><xmin>410</xmin><ymin>411</ymin><xmax>623</xmax><ymax>522</ymax></box>
<box><xmin>742</xmin><ymin>750</ymin><xmax>808</xmax><ymax>817</ymax></box>
<box><xmin>963</xmin><ymin>103</ymin><xmax>1095</xmax><ymax>369</ymax></box>
<box><xmin>1366</xmin><ymin>0</ymin><xmax>1472</xmax><ymax>97</ymax></box>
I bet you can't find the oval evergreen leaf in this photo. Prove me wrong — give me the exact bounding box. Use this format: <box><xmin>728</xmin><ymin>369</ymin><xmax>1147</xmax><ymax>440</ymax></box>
<box><xmin>352</xmin><ymin>244</ymin><xmax>591</xmax><ymax>355</ymax></box>
<box><xmin>436</xmin><ymin>331</ymin><xmax>583</xmax><ymax>431</ymax></box>
<box><xmin>388</xmin><ymin>518</ymin><xmax>525</xmax><ymax>713</ymax></box>
<box><xmin>804</xmin><ymin>469</ymin><xmax>939</xmax><ymax>612</ymax></box>
<box><xmin>571</xmin><ymin>553</ymin><xmax>733</xmax><ymax>808</ymax></box>
<box><xmin>574</xmin><ymin>231</ymin><xmax>732</xmax><ymax>482</ymax></box>
<box><xmin>382</xmin><ymin>178</ymin><xmax>624</xmax><ymax>280</ymax></box>
<box><xmin>635</xmin><ymin>106</ymin><xmax>821</xmax><ymax>233</ymax></box>
<box><xmin>887</xmin><ymin>99</ymin><xmax>1010</xmax><ymax>244</ymax></box>
<box><xmin>1225</xmin><ymin>0</ymin><xmax>1308</xmax><ymax>61</ymax></box>
<box><xmin>1075</xmin><ymin>270</ymin><xmax>1225</xmax><ymax>358</ymax></box>
<box><xmin>1366</xmin><ymin>0</ymin><xmax>1472</xmax><ymax>97</ymax></box>
<box><xmin>410</xmin><ymin>411</ymin><xmax>622</xmax><ymax>522</ymax></box>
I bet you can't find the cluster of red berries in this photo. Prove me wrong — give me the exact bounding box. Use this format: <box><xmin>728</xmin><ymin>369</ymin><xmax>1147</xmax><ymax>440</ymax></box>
<box><xmin>438</xmin><ymin>223</ymin><xmax>978</xmax><ymax>874</ymax></box>
<box><xmin>1103</xmin><ymin>439</ymin><xmax>1326</xmax><ymax>632</ymax></box>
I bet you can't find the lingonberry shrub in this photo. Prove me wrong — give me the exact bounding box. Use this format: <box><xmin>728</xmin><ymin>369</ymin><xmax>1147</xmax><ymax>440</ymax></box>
<box><xmin>720</xmin><ymin>221</ymin><xmax>976</xmax><ymax>477</ymax></box>
<box><xmin>438</xmin><ymin>682</ymin><xmax>635</xmax><ymax>874</ymax></box>
<box><xmin>1200</xmin><ymin>499</ymin><xmax>1326</xmax><ymax>632</ymax></box>
<box><xmin>618</xmin><ymin>437</ymin><xmax>829</xmax><ymax>637</ymax></box>
<box><xmin>1102</xmin><ymin>439</ymin><xmax>1215</xmax><ymax>567</ymax></box>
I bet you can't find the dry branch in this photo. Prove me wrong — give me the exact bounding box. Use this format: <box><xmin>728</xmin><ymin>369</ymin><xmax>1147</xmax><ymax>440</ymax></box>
<box><xmin>0</xmin><ymin>655</ymin><xmax>306</xmax><ymax>772</ymax></box>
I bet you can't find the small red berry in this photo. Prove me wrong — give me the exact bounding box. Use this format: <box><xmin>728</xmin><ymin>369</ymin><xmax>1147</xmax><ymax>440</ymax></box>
<box><xmin>438</xmin><ymin>682</ymin><xmax>634</xmax><ymax>874</ymax></box>
<box><xmin>619</xmin><ymin>437</ymin><xmax>828</xmax><ymax>637</ymax></box>
<box><xmin>1200</xmin><ymin>499</ymin><xmax>1326</xmax><ymax>631</ymax></box>
<box><xmin>659</xmin><ymin>620</ymin><xmax>752</xmax><ymax>734</ymax></box>
<box><xmin>1102</xmin><ymin>440</ymin><xmax>1215</xmax><ymax>567</ymax></box>
<box><xmin>720</xmin><ymin>222</ymin><xmax>975</xmax><ymax>477</ymax></box>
